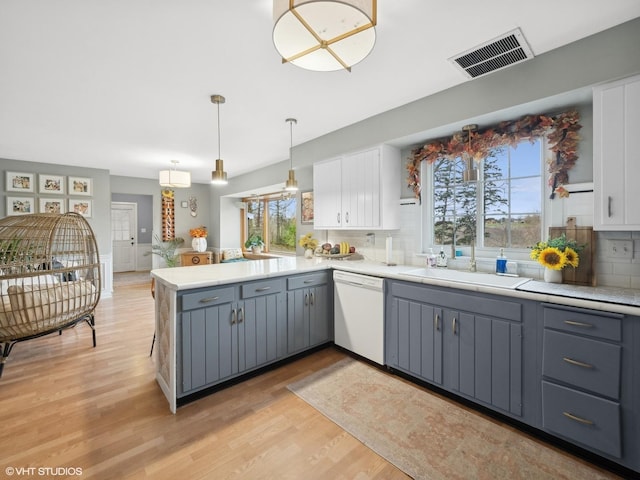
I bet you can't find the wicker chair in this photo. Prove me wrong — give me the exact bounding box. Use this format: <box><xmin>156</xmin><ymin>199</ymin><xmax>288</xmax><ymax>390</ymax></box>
<box><xmin>0</xmin><ymin>213</ymin><xmax>101</xmax><ymax>378</ymax></box>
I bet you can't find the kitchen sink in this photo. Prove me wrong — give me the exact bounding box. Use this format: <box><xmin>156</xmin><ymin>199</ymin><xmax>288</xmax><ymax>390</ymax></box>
<box><xmin>400</xmin><ymin>268</ymin><xmax>531</xmax><ymax>289</ymax></box>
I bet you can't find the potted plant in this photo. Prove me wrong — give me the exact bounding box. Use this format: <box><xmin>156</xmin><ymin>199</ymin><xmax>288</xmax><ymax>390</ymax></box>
<box><xmin>244</xmin><ymin>233</ymin><xmax>265</xmax><ymax>254</ymax></box>
<box><xmin>147</xmin><ymin>234</ymin><xmax>185</xmax><ymax>268</ymax></box>
<box><xmin>530</xmin><ymin>233</ymin><xmax>582</xmax><ymax>283</ymax></box>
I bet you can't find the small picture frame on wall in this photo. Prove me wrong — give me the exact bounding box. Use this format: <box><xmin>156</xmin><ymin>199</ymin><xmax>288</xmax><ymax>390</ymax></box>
<box><xmin>6</xmin><ymin>196</ymin><xmax>35</xmax><ymax>215</ymax></box>
<box><xmin>301</xmin><ymin>190</ymin><xmax>314</xmax><ymax>224</ymax></box>
<box><xmin>39</xmin><ymin>174</ymin><xmax>65</xmax><ymax>195</ymax></box>
<box><xmin>69</xmin><ymin>199</ymin><xmax>92</xmax><ymax>217</ymax></box>
<box><xmin>39</xmin><ymin>198</ymin><xmax>66</xmax><ymax>214</ymax></box>
<box><xmin>68</xmin><ymin>176</ymin><xmax>92</xmax><ymax>196</ymax></box>
<box><xmin>6</xmin><ymin>172</ymin><xmax>34</xmax><ymax>193</ymax></box>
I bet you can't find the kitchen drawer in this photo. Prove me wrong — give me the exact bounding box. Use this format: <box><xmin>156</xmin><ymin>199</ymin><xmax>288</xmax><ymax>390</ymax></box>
<box><xmin>287</xmin><ymin>271</ymin><xmax>329</xmax><ymax>290</ymax></box>
<box><xmin>542</xmin><ymin>329</ymin><xmax>621</xmax><ymax>399</ymax></box>
<box><xmin>241</xmin><ymin>278</ymin><xmax>284</xmax><ymax>299</ymax></box>
<box><xmin>542</xmin><ymin>381</ymin><xmax>621</xmax><ymax>458</ymax></box>
<box><xmin>543</xmin><ymin>304</ymin><xmax>622</xmax><ymax>342</ymax></box>
<box><xmin>180</xmin><ymin>286</ymin><xmax>235</xmax><ymax>311</ymax></box>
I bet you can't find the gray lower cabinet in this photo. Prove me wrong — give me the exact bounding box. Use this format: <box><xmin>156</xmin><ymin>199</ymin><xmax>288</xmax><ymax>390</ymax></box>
<box><xmin>286</xmin><ymin>271</ymin><xmax>332</xmax><ymax>354</ymax></box>
<box><xmin>540</xmin><ymin>303</ymin><xmax>629</xmax><ymax>463</ymax></box>
<box><xmin>177</xmin><ymin>278</ymin><xmax>286</xmax><ymax>397</ymax></box>
<box><xmin>387</xmin><ymin>281</ymin><xmax>640</xmax><ymax>475</ymax></box>
<box><xmin>386</xmin><ymin>280</ymin><xmax>529</xmax><ymax>418</ymax></box>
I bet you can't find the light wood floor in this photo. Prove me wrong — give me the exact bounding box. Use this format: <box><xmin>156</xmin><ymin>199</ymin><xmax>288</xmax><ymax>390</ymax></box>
<box><xmin>0</xmin><ymin>280</ymin><xmax>621</xmax><ymax>479</ymax></box>
<box><xmin>0</xmin><ymin>281</ymin><xmax>408</xmax><ymax>479</ymax></box>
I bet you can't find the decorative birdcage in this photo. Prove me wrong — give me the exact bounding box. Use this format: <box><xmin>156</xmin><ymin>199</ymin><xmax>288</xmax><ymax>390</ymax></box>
<box><xmin>0</xmin><ymin>212</ymin><xmax>101</xmax><ymax>378</ymax></box>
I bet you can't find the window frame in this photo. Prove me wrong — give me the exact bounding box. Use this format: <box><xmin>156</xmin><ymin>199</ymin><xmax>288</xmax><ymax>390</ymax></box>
<box><xmin>242</xmin><ymin>192</ymin><xmax>297</xmax><ymax>255</ymax></box>
<box><xmin>421</xmin><ymin>136</ymin><xmax>555</xmax><ymax>262</ymax></box>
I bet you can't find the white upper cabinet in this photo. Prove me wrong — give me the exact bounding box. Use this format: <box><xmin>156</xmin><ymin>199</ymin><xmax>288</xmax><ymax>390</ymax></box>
<box><xmin>593</xmin><ymin>74</ymin><xmax>640</xmax><ymax>230</ymax></box>
<box><xmin>313</xmin><ymin>144</ymin><xmax>401</xmax><ymax>230</ymax></box>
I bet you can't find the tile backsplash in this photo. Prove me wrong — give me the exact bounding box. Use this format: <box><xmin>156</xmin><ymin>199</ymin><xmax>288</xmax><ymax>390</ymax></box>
<box><xmin>324</xmin><ymin>200</ymin><xmax>640</xmax><ymax>289</ymax></box>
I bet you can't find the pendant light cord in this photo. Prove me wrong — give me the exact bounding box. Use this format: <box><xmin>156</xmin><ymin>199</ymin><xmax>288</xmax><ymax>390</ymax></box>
<box><xmin>286</xmin><ymin>117</ymin><xmax>297</xmax><ymax>169</ymax></box>
<box><xmin>217</xmin><ymin>102</ymin><xmax>221</xmax><ymax>159</ymax></box>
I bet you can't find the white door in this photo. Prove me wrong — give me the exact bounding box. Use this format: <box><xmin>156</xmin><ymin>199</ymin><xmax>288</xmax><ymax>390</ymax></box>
<box><xmin>112</xmin><ymin>202</ymin><xmax>137</xmax><ymax>272</ymax></box>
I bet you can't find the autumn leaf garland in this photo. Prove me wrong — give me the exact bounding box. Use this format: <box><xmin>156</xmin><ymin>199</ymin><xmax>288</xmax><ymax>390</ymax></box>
<box><xmin>406</xmin><ymin>110</ymin><xmax>582</xmax><ymax>202</ymax></box>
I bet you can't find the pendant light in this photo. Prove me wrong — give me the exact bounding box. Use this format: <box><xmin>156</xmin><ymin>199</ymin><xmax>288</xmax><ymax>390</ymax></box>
<box><xmin>273</xmin><ymin>0</ymin><xmax>377</xmax><ymax>72</ymax></box>
<box><xmin>210</xmin><ymin>94</ymin><xmax>228</xmax><ymax>185</ymax></box>
<box><xmin>159</xmin><ymin>160</ymin><xmax>191</xmax><ymax>188</ymax></box>
<box><xmin>284</xmin><ymin>118</ymin><xmax>298</xmax><ymax>192</ymax></box>
<box><xmin>462</xmin><ymin>124</ymin><xmax>478</xmax><ymax>182</ymax></box>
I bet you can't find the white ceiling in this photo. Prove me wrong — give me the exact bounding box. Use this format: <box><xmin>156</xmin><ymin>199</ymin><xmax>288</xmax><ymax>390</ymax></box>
<box><xmin>1</xmin><ymin>1</ymin><xmax>639</xmax><ymax>185</ymax></box>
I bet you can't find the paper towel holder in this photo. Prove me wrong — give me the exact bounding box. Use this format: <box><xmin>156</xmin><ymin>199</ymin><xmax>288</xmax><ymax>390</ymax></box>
<box><xmin>385</xmin><ymin>235</ymin><xmax>397</xmax><ymax>266</ymax></box>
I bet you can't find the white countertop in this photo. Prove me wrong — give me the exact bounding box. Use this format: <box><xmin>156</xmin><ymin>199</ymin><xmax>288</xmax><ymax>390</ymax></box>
<box><xmin>151</xmin><ymin>256</ymin><xmax>640</xmax><ymax>316</ymax></box>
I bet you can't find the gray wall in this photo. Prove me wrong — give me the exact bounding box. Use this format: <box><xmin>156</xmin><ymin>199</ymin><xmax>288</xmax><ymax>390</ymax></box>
<box><xmin>288</xmin><ymin>17</ymin><xmax>639</xmax><ymax>167</ymax></box>
<box><xmin>110</xmin><ymin>175</ymin><xmax>213</xmax><ymax>248</ymax></box>
<box><xmin>1</xmin><ymin>159</ymin><xmax>112</xmax><ymax>256</ymax></box>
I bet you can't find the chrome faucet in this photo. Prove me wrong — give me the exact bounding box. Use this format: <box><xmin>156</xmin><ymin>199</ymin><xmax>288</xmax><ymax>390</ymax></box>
<box><xmin>469</xmin><ymin>241</ymin><xmax>477</xmax><ymax>272</ymax></box>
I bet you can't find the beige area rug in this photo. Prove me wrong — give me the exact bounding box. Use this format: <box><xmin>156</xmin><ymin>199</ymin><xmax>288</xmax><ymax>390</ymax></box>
<box><xmin>287</xmin><ymin>357</ymin><xmax>618</xmax><ymax>480</ymax></box>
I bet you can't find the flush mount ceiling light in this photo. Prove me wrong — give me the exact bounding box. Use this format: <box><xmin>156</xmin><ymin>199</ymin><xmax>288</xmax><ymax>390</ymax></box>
<box><xmin>159</xmin><ymin>160</ymin><xmax>191</xmax><ymax>188</ymax></box>
<box><xmin>273</xmin><ymin>0</ymin><xmax>377</xmax><ymax>72</ymax></box>
<box><xmin>210</xmin><ymin>94</ymin><xmax>228</xmax><ymax>185</ymax></box>
<box><xmin>284</xmin><ymin>118</ymin><xmax>299</xmax><ymax>192</ymax></box>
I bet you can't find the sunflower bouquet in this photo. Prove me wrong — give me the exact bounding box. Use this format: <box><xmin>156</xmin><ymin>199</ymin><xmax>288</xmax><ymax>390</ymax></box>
<box><xmin>530</xmin><ymin>234</ymin><xmax>582</xmax><ymax>270</ymax></box>
<box><xmin>298</xmin><ymin>233</ymin><xmax>318</xmax><ymax>250</ymax></box>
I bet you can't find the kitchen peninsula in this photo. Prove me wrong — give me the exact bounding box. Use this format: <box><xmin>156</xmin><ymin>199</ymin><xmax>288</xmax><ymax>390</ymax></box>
<box><xmin>152</xmin><ymin>256</ymin><xmax>640</xmax><ymax>475</ymax></box>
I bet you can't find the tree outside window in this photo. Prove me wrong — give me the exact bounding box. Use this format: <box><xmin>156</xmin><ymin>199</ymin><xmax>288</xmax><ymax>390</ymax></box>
<box><xmin>432</xmin><ymin>138</ymin><xmax>542</xmax><ymax>250</ymax></box>
<box><xmin>245</xmin><ymin>193</ymin><xmax>297</xmax><ymax>254</ymax></box>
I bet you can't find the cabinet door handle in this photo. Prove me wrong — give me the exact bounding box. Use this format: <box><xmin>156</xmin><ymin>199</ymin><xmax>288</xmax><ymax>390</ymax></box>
<box><xmin>563</xmin><ymin>357</ymin><xmax>593</xmax><ymax>369</ymax></box>
<box><xmin>255</xmin><ymin>286</ymin><xmax>271</xmax><ymax>292</ymax></box>
<box><xmin>563</xmin><ymin>411</ymin><xmax>594</xmax><ymax>425</ymax></box>
<box><xmin>608</xmin><ymin>196</ymin><xmax>612</xmax><ymax>218</ymax></box>
<box><xmin>231</xmin><ymin>308</ymin><xmax>237</xmax><ymax>325</ymax></box>
<box><xmin>434</xmin><ymin>314</ymin><xmax>440</xmax><ymax>331</ymax></box>
<box><xmin>564</xmin><ymin>320</ymin><xmax>594</xmax><ymax>328</ymax></box>
<box><xmin>345</xmin><ymin>212</ymin><xmax>349</xmax><ymax>224</ymax></box>
<box><xmin>305</xmin><ymin>293</ymin><xmax>309</xmax><ymax>306</ymax></box>
<box><xmin>238</xmin><ymin>307</ymin><xmax>244</xmax><ymax>323</ymax></box>
<box><xmin>337</xmin><ymin>212</ymin><xmax>341</xmax><ymax>224</ymax></box>
<box><xmin>452</xmin><ymin>317</ymin><xmax>457</xmax><ymax>335</ymax></box>
<box><xmin>199</xmin><ymin>296</ymin><xmax>219</xmax><ymax>304</ymax></box>
<box><xmin>310</xmin><ymin>292</ymin><xmax>315</xmax><ymax>305</ymax></box>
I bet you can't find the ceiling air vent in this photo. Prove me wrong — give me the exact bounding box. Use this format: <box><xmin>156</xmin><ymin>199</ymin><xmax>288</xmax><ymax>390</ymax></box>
<box><xmin>448</xmin><ymin>28</ymin><xmax>534</xmax><ymax>79</ymax></box>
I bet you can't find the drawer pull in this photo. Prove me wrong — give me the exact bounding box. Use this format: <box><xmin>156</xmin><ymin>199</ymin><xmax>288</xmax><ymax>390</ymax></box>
<box><xmin>304</xmin><ymin>279</ymin><xmax>314</xmax><ymax>284</ymax></box>
<box><xmin>564</xmin><ymin>320</ymin><xmax>594</xmax><ymax>328</ymax></box>
<box><xmin>255</xmin><ymin>286</ymin><xmax>271</xmax><ymax>292</ymax></box>
<box><xmin>563</xmin><ymin>411</ymin><xmax>594</xmax><ymax>426</ymax></box>
<box><xmin>563</xmin><ymin>357</ymin><xmax>594</xmax><ymax>369</ymax></box>
<box><xmin>199</xmin><ymin>296</ymin><xmax>220</xmax><ymax>304</ymax></box>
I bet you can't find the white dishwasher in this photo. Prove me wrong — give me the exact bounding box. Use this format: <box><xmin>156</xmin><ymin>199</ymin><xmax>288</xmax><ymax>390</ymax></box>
<box><xmin>333</xmin><ymin>270</ymin><xmax>385</xmax><ymax>365</ymax></box>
